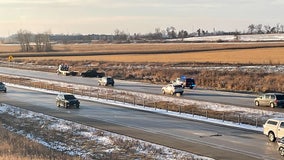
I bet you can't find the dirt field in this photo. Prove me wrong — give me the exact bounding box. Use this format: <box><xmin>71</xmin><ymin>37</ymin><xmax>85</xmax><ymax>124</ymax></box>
<box><xmin>1</xmin><ymin>43</ymin><xmax>284</xmax><ymax>64</ymax></box>
<box><xmin>21</xmin><ymin>47</ymin><xmax>284</xmax><ymax>64</ymax></box>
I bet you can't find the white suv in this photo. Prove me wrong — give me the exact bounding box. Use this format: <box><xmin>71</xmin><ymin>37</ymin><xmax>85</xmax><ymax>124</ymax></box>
<box><xmin>161</xmin><ymin>84</ymin><xmax>184</xmax><ymax>96</ymax></box>
<box><xmin>263</xmin><ymin>118</ymin><xmax>284</xmax><ymax>142</ymax></box>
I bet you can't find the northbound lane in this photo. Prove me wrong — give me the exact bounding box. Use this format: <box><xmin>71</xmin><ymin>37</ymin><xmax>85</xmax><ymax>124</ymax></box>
<box><xmin>0</xmin><ymin>86</ymin><xmax>282</xmax><ymax>160</ymax></box>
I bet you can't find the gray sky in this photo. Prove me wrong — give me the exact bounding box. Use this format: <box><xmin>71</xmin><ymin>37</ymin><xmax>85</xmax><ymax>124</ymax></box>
<box><xmin>0</xmin><ymin>0</ymin><xmax>283</xmax><ymax>37</ymax></box>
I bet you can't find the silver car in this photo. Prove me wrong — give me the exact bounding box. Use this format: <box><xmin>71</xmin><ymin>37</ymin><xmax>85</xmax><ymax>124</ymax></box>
<box><xmin>0</xmin><ymin>82</ymin><xmax>7</xmax><ymax>93</ymax></box>
<box><xmin>254</xmin><ymin>93</ymin><xmax>284</xmax><ymax>108</ymax></box>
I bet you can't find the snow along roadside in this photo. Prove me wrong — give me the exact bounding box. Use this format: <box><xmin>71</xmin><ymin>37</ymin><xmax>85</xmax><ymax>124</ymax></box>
<box><xmin>0</xmin><ymin>103</ymin><xmax>213</xmax><ymax>160</ymax></box>
<box><xmin>6</xmin><ymin>78</ymin><xmax>284</xmax><ymax>133</ymax></box>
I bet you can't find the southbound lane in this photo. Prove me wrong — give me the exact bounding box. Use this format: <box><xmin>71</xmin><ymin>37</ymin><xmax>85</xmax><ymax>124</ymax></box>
<box><xmin>0</xmin><ymin>66</ymin><xmax>255</xmax><ymax>107</ymax></box>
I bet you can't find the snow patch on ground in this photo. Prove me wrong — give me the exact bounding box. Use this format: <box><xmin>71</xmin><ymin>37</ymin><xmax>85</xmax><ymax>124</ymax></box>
<box><xmin>0</xmin><ymin>103</ymin><xmax>213</xmax><ymax>160</ymax></box>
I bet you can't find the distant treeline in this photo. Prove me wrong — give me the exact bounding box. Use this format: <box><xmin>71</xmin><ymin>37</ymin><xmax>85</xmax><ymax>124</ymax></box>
<box><xmin>1</xmin><ymin>23</ymin><xmax>284</xmax><ymax>45</ymax></box>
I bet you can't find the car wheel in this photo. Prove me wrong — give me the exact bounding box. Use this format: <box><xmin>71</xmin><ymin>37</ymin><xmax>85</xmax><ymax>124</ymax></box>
<box><xmin>56</xmin><ymin>101</ymin><xmax>60</xmax><ymax>107</ymax></box>
<box><xmin>270</xmin><ymin>103</ymin><xmax>275</xmax><ymax>108</ymax></box>
<box><xmin>76</xmin><ymin>104</ymin><xmax>80</xmax><ymax>109</ymax></box>
<box><xmin>280</xmin><ymin>147</ymin><xmax>284</xmax><ymax>156</ymax></box>
<box><xmin>255</xmin><ymin>101</ymin><xmax>259</xmax><ymax>106</ymax></box>
<box><xmin>64</xmin><ymin>103</ymin><xmax>68</xmax><ymax>109</ymax></box>
<box><xmin>268</xmin><ymin>132</ymin><xmax>276</xmax><ymax>142</ymax></box>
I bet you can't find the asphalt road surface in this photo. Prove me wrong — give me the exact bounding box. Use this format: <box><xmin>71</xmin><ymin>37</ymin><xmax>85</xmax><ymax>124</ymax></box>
<box><xmin>0</xmin><ymin>87</ymin><xmax>282</xmax><ymax>160</ymax></box>
<box><xmin>0</xmin><ymin>66</ymin><xmax>256</xmax><ymax>108</ymax></box>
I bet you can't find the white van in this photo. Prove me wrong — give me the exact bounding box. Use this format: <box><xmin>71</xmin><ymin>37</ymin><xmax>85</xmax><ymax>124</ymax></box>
<box><xmin>263</xmin><ymin>118</ymin><xmax>284</xmax><ymax>142</ymax></box>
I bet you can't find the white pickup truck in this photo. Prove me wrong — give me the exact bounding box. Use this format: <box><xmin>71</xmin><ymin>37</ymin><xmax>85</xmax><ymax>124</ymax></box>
<box><xmin>56</xmin><ymin>64</ymin><xmax>78</xmax><ymax>76</ymax></box>
<box><xmin>263</xmin><ymin>118</ymin><xmax>284</xmax><ymax>142</ymax></box>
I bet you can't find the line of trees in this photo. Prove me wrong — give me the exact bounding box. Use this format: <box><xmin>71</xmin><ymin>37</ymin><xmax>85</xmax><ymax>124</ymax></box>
<box><xmin>17</xmin><ymin>30</ymin><xmax>52</xmax><ymax>52</ymax></box>
<box><xmin>2</xmin><ymin>23</ymin><xmax>284</xmax><ymax>51</ymax></box>
<box><xmin>112</xmin><ymin>23</ymin><xmax>284</xmax><ymax>42</ymax></box>
<box><xmin>248</xmin><ymin>23</ymin><xmax>284</xmax><ymax>34</ymax></box>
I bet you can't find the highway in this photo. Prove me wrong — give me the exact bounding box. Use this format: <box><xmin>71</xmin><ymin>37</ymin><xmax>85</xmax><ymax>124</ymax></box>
<box><xmin>0</xmin><ymin>66</ymin><xmax>256</xmax><ymax>108</ymax></box>
<box><xmin>0</xmin><ymin>86</ymin><xmax>282</xmax><ymax>160</ymax></box>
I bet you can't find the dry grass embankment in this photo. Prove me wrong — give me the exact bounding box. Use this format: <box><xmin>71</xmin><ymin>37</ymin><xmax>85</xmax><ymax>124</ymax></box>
<box><xmin>0</xmin><ymin>120</ymin><xmax>81</xmax><ymax>160</ymax></box>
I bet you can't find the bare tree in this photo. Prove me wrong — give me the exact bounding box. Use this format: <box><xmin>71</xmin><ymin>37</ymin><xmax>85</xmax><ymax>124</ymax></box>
<box><xmin>276</xmin><ymin>23</ymin><xmax>280</xmax><ymax>33</ymax></box>
<box><xmin>35</xmin><ymin>33</ymin><xmax>44</xmax><ymax>52</ymax></box>
<box><xmin>270</xmin><ymin>27</ymin><xmax>276</xmax><ymax>33</ymax></box>
<box><xmin>248</xmin><ymin>24</ymin><xmax>255</xmax><ymax>34</ymax></box>
<box><xmin>264</xmin><ymin>25</ymin><xmax>271</xmax><ymax>34</ymax></box>
<box><xmin>113</xmin><ymin>29</ymin><xmax>127</xmax><ymax>41</ymax></box>
<box><xmin>154</xmin><ymin>28</ymin><xmax>163</xmax><ymax>40</ymax></box>
<box><xmin>17</xmin><ymin>30</ymin><xmax>32</xmax><ymax>52</ymax></box>
<box><xmin>197</xmin><ymin>28</ymin><xmax>201</xmax><ymax>37</ymax></box>
<box><xmin>43</xmin><ymin>31</ymin><xmax>52</xmax><ymax>51</ymax></box>
<box><xmin>178</xmin><ymin>30</ymin><xmax>188</xmax><ymax>41</ymax></box>
<box><xmin>17</xmin><ymin>30</ymin><xmax>52</xmax><ymax>52</ymax></box>
<box><xmin>166</xmin><ymin>26</ymin><xmax>176</xmax><ymax>39</ymax></box>
<box><xmin>256</xmin><ymin>24</ymin><xmax>263</xmax><ymax>34</ymax></box>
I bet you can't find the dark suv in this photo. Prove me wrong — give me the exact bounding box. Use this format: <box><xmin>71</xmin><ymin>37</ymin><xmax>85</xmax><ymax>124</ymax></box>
<box><xmin>0</xmin><ymin>82</ymin><xmax>7</xmax><ymax>93</ymax></box>
<box><xmin>254</xmin><ymin>93</ymin><xmax>284</xmax><ymax>108</ymax></box>
<box><xmin>98</xmin><ymin>76</ymin><xmax>114</xmax><ymax>86</ymax></box>
<box><xmin>56</xmin><ymin>94</ymin><xmax>80</xmax><ymax>108</ymax></box>
<box><xmin>80</xmin><ymin>69</ymin><xmax>105</xmax><ymax>78</ymax></box>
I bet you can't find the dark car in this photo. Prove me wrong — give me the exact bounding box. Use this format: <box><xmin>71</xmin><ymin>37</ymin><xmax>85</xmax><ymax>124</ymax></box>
<box><xmin>81</xmin><ymin>69</ymin><xmax>105</xmax><ymax>77</ymax></box>
<box><xmin>173</xmin><ymin>77</ymin><xmax>196</xmax><ymax>89</ymax></box>
<box><xmin>0</xmin><ymin>82</ymin><xmax>7</xmax><ymax>93</ymax></box>
<box><xmin>56</xmin><ymin>94</ymin><xmax>80</xmax><ymax>108</ymax></box>
<box><xmin>184</xmin><ymin>78</ymin><xmax>196</xmax><ymax>89</ymax></box>
<box><xmin>98</xmin><ymin>76</ymin><xmax>114</xmax><ymax>86</ymax></box>
<box><xmin>254</xmin><ymin>93</ymin><xmax>284</xmax><ymax>108</ymax></box>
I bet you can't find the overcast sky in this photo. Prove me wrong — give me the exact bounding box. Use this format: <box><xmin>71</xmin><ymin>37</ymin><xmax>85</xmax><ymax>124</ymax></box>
<box><xmin>0</xmin><ymin>0</ymin><xmax>283</xmax><ymax>37</ymax></box>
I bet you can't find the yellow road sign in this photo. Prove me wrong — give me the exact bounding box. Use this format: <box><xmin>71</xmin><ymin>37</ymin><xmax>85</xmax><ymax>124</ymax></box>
<box><xmin>8</xmin><ymin>55</ymin><xmax>13</xmax><ymax>61</ymax></box>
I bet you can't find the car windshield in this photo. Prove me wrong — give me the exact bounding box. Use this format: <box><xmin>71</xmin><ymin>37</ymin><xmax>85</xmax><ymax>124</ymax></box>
<box><xmin>276</xmin><ymin>94</ymin><xmax>284</xmax><ymax>100</ymax></box>
<box><xmin>64</xmin><ymin>95</ymin><xmax>76</xmax><ymax>100</ymax></box>
<box><xmin>0</xmin><ymin>82</ymin><xmax>4</xmax><ymax>85</ymax></box>
<box><xmin>174</xmin><ymin>85</ymin><xmax>182</xmax><ymax>88</ymax></box>
<box><xmin>187</xmin><ymin>79</ymin><xmax>195</xmax><ymax>84</ymax></box>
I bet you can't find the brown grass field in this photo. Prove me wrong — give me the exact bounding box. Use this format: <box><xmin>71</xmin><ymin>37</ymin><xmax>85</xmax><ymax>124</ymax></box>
<box><xmin>25</xmin><ymin>47</ymin><xmax>284</xmax><ymax>64</ymax></box>
<box><xmin>1</xmin><ymin>42</ymin><xmax>284</xmax><ymax>64</ymax></box>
